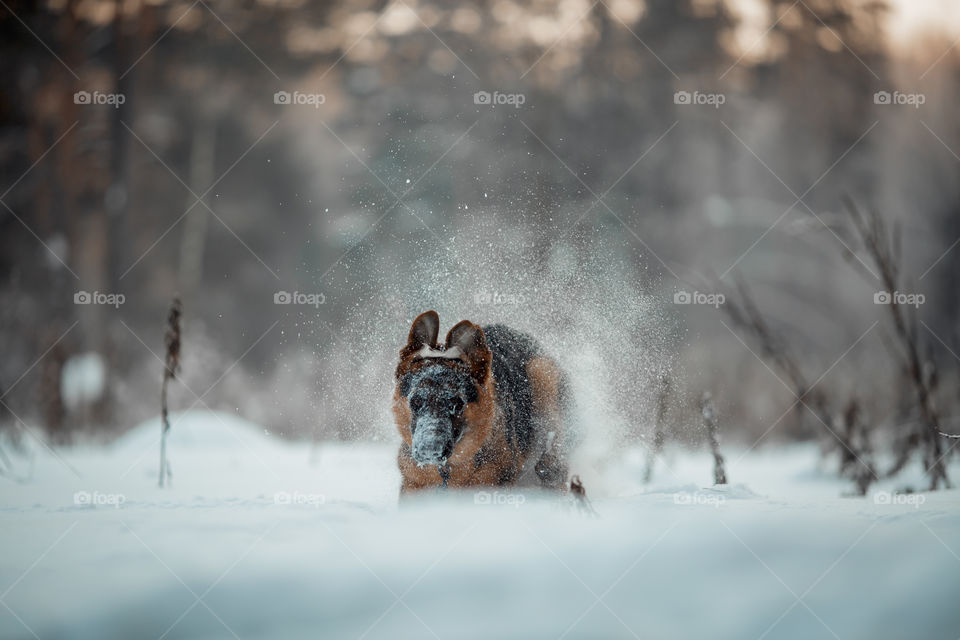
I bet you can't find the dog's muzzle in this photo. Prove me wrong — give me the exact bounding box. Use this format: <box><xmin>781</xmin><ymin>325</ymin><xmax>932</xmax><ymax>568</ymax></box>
<box><xmin>411</xmin><ymin>415</ymin><xmax>454</xmax><ymax>466</ymax></box>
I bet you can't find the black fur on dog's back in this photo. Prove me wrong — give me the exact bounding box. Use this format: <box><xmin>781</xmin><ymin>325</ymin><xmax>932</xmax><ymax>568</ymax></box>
<box><xmin>482</xmin><ymin>324</ymin><xmax>544</xmax><ymax>456</ymax></box>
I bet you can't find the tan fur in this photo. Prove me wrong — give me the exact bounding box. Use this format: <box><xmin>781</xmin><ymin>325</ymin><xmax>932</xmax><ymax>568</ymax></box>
<box><xmin>391</xmin><ymin>388</ymin><xmax>413</xmax><ymax>446</ymax></box>
<box><xmin>527</xmin><ymin>355</ymin><xmax>569</xmax><ymax>489</ymax></box>
<box><xmin>527</xmin><ymin>356</ymin><xmax>563</xmax><ymax>418</ymax></box>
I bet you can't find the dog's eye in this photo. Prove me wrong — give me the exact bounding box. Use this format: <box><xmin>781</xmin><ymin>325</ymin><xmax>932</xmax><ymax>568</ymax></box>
<box><xmin>409</xmin><ymin>397</ymin><xmax>425</xmax><ymax>412</ymax></box>
<box><xmin>450</xmin><ymin>398</ymin><xmax>465</xmax><ymax>415</ymax></box>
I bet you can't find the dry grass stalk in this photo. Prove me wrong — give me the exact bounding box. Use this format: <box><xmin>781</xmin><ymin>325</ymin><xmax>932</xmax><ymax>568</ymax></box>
<box><xmin>159</xmin><ymin>297</ymin><xmax>182</xmax><ymax>488</ymax></box>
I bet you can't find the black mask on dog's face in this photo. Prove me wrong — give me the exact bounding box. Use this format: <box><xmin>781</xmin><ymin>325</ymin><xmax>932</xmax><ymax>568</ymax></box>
<box><xmin>401</xmin><ymin>363</ymin><xmax>477</xmax><ymax>467</ymax></box>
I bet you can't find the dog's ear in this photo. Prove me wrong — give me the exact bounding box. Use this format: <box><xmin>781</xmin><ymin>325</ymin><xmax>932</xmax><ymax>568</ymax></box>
<box><xmin>407</xmin><ymin>310</ymin><xmax>440</xmax><ymax>349</ymax></box>
<box><xmin>445</xmin><ymin>320</ymin><xmax>492</xmax><ymax>384</ymax></box>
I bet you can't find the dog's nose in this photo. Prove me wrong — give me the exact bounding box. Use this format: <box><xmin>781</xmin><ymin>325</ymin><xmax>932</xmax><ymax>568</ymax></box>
<box><xmin>411</xmin><ymin>417</ymin><xmax>453</xmax><ymax>465</ymax></box>
<box><xmin>412</xmin><ymin>438</ymin><xmax>447</xmax><ymax>464</ymax></box>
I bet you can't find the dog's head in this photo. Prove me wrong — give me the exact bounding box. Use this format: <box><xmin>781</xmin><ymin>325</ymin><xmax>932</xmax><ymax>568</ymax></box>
<box><xmin>394</xmin><ymin>310</ymin><xmax>492</xmax><ymax>467</ymax></box>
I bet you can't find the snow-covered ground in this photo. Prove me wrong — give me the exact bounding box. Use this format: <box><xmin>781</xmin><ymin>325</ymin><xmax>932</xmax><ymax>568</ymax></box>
<box><xmin>1</xmin><ymin>411</ymin><xmax>959</xmax><ymax>639</ymax></box>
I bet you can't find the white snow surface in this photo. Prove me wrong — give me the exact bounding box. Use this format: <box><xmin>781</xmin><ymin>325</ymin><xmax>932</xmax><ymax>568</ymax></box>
<box><xmin>1</xmin><ymin>410</ymin><xmax>959</xmax><ymax>640</ymax></box>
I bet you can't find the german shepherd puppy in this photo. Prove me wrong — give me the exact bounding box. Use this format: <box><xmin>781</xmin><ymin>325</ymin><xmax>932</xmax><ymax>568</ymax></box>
<box><xmin>392</xmin><ymin>310</ymin><xmax>570</xmax><ymax>495</ymax></box>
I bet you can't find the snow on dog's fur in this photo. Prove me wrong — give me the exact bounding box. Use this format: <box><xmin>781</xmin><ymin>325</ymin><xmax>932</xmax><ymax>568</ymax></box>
<box><xmin>392</xmin><ymin>310</ymin><xmax>572</xmax><ymax>495</ymax></box>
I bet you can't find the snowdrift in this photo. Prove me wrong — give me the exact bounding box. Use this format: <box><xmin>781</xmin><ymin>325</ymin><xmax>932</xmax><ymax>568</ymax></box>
<box><xmin>1</xmin><ymin>411</ymin><xmax>958</xmax><ymax>639</ymax></box>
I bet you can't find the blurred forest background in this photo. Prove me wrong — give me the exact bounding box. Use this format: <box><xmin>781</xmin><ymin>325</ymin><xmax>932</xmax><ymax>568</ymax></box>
<box><xmin>1</xmin><ymin>0</ymin><xmax>959</xmax><ymax>488</ymax></box>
